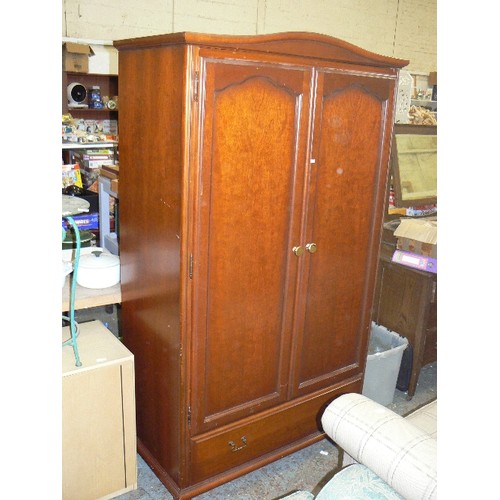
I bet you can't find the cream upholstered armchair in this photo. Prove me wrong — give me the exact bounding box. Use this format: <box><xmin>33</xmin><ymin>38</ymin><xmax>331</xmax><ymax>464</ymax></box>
<box><xmin>283</xmin><ymin>393</ymin><xmax>437</xmax><ymax>500</ymax></box>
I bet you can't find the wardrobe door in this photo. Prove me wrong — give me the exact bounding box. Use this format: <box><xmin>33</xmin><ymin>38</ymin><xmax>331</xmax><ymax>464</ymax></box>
<box><xmin>190</xmin><ymin>55</ymin><xmax>313</xmax><ymax>433</ymax></box>
<box><xmin>291</xmin><ymin>69</ymin><xmax>397</xmax><ymax>397</ymax></box>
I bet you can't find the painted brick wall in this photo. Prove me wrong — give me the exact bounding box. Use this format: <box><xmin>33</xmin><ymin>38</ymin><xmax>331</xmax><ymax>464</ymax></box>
<box><xmin>62</xmin><ymin>0</ymin><xmax>436</xmax><ymax>72</ymax></box>
<box><xmin>63</xmin><ymin>0</ymin><xmax>173</xmax><ymax>39</ymax></box>
<box><xmin>393</xmin><ymin>0</ymin><xmax>437</xmax><ymax>72</ymax></box>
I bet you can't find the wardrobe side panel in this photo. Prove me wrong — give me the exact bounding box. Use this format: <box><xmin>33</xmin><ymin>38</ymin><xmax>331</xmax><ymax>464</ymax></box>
<box><xmin>118</xmin><ymin>45</ymin><xmax>186</xmax><ymax>483</ymax></box>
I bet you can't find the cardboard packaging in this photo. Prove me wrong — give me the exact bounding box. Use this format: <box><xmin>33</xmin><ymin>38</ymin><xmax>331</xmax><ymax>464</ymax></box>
<box><xmin>63</xmin><ymin>42</ymin><xmax>95</xmax><ymax>73</ymax></box>
<box><xmin>88</xmin><ymin>44</ymin><xmax>119</xmax><ymax>75</ymax></box>
<box><xmin>393</xmin><ymin>217</ymin><xmax>437</xmax><ymax>259</ymax></box>
<box><xmin>62</xmin><ymin>212</ymin><xmax>99</xmax><ymax>231</ymax></box>
<box><xmin>73</xmin><ymin>149</ymin><xmax>115</xmax><ymax>169</ymax></box>
<box><xmin>62</xmin><ymin>164</ymin><xmax>83</xmax><ymax>189</ymax></box>
<box><xmin>72</xmin><ymin>149</ymin><xmax>116</xmax><ymax>189</ymax></box>
<box><xmin>100</xmin><ymin>165</ymin><xmax>120</xmax><ymax>195</ymax></box>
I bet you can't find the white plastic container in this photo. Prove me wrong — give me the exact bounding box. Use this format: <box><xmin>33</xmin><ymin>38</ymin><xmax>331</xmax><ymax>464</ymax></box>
<box><xmin>77</xmin><ymin>250</ymin><xmax>120</xmax><ymax>289</ymax></box>
<box><xmin>362</xmin><ymin>322</ymin><xmax>408</xmax><ymax>406</ymax></box>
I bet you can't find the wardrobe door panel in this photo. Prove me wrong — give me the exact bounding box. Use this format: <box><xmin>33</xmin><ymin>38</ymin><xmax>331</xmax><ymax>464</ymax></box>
<box><xmin>292</xmin><ymin>70</ymin><xmax>396</xmax><ymax>396</ymax></box>
<box><xmin>191</xmin><ymin>57</ymin><xmax>312</xmax><ymax>432</ymax></box>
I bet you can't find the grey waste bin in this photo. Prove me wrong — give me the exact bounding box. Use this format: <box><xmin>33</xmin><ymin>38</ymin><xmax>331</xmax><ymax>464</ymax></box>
<box><xmin>362</xmin><ymin>322</ymin><xmax>408</xmax><ymax>406</ymax></box>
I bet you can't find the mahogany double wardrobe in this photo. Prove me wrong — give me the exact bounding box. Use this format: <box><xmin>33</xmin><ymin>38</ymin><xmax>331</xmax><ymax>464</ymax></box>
<box><xmin>114</xmin><ymin>31</ymin><xmax>407</xmax><ymax>499</ymax></box>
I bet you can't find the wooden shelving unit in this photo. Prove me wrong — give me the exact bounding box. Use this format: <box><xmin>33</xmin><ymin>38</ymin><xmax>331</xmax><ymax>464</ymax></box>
<box><xmin>62</xmin><ymin>69</ymin><xmax>119</xmax><ymax>249</ymax></box>
<box><xmin>62</xmin><ymin>71</ymin><xmax>118</xmax><ymax>118</ymax></box>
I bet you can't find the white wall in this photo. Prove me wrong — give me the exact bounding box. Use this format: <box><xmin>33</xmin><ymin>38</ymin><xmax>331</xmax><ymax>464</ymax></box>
<box><xmin>62</xmin><ymin>0</ymin><xmax>436</xmax><ymax>73</ymax></box>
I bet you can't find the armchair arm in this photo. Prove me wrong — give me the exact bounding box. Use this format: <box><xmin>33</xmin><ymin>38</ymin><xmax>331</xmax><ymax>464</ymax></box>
<box><xmin>321</xmin><ymin>393</ymin><xmax>436</xmax><ymax>500</ymax></box>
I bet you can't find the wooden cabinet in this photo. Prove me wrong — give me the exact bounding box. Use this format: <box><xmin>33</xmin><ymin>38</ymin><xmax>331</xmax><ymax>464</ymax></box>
<box><xmin>372</xmin><ymin>254</ymin><xmax>437</xmax><ymax>399</ymax></box>
<box><xmin>62</xmin><ymin>320</ymin><xmax>136</xmax><ymax>500</ymax></box>
<box><xmin>114</xmin><ymin>32</ymin><xmax>407</xmax><ymax>499</ymax></box>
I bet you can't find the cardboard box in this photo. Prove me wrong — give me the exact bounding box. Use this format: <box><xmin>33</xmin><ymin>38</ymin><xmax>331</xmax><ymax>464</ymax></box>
<box><xmin>72</xmin><ymin>149</ymin><xmax>115</xmax><ymax>189</ymax></box>
<box><xmin>101</xmin><ymin>165</ymin><xmax>120</xmax><ymax>195</ymax></box>
<box><xmin>62</xmin><ymin>212</ymin><xmax>99</xmax><ymax>231</ymax></box>
<box><xmin>72</xmin><ymin>149</ymin><xmax>115</xmax><ymax>168</ymax></box>
<box><xmin>88</xmin><ymin>44</ymin><xmax>119</xmax><ymax>75</ymax></box>
<box><xmin>63</xmin><ymin>42</ymin><xmax>95</xmax><ymax>73</ymax></box>
<box><xmin>393</xmin><ymin>217</ymin><xmax>437</xmax><ymax>259</ymax></box>
<box><xmin>62</xmin><ymin>164</ymin><xmax>83</xmax><ymax>189</ymax></box>
<box><xmin>428</xmin><ymin>71</ymin><xmax>437</xmax><ymax>86</ymax></box>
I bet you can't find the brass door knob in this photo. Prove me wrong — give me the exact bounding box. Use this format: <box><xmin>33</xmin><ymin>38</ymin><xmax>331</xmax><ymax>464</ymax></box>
<box><xmin>306</xmin><ymin>243</ymin><xmax>317</xmax><ymax>253</ymax></box>
<box><xmin>292</xmin><ymin>246</ymin><xmax>304</xmax><ymax>257</ymax></box>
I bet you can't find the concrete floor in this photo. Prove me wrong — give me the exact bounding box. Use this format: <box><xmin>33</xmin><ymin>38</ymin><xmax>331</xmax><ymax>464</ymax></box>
<box><xmin>117</xmin><ymin>364</ymin><xmax>436</xmax><ymax>500</ymax></box>
<box><xmin>75</xmin><ymin>306</ymin><xmax>437</xmax><ymax>500</ymax></box>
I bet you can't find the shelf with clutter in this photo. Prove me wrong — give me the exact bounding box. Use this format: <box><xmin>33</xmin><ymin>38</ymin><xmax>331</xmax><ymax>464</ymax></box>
<box><xmin>395</xmin><ymin>70</ymin><xmax>437</xmax><ymax>126</ymax></box>
<box><xmin>62</xmin><ymin>39</ymin><xmax>120</xmax><ymax>261</ymax></box>
<box><xmin>392</xmin><ymin>68</ymin><xmax>437</xmax><ymax>220</ymax></box>
<box><xmin>61</xmin><ymin>140</ymin><xmax>118</xmax><ymax>252</ymax></box>
<box><xmin>61</xmin><ymin>38</ymin><xmax>122</xmax><ymax>345</ymax></box>
<box><xmin>382</xmin><ymin>122</ymin><xmax>437</xmax><ymax>277</ymax></box>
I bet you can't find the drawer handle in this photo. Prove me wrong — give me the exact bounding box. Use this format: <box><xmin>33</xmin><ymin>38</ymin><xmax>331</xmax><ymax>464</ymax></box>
<box><xmin>228</xmin><ymin>436</ymin><xmax>247</xmax><ymax>452</ymax></box>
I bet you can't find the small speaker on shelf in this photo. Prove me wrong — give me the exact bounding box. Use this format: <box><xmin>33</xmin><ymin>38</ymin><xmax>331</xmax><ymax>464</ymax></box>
<box><xmin>67</xmin><ymin>82</ymin><xmax>88</xmax><ymax>108</ymax></box>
